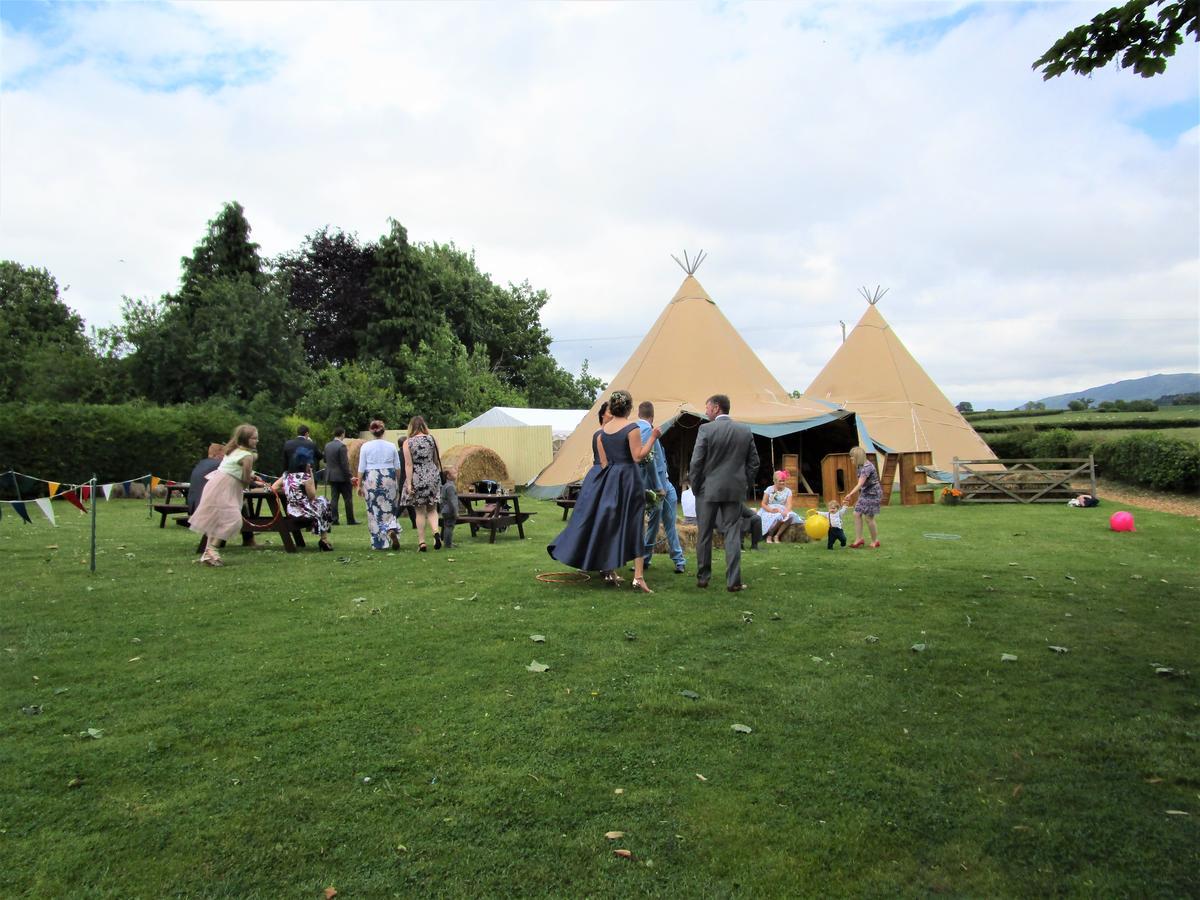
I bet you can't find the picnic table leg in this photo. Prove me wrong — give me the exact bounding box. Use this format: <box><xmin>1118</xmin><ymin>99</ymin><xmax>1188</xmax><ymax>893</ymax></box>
<box><xmin>489</xmin><ymin>522</ymin><xmax>497</xmax><ymax>544</ymax></box>
<box><xmin>514</xmin><ymin>499</ymin><xmax>526</xmax><ymax>539</ymax></box>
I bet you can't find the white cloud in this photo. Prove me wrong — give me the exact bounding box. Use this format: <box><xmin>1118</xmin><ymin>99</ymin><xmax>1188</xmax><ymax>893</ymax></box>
<box><xmin>0</xmin><ymin>0</ymin><xmax>1196</xmax><ymax>409</ymax></box>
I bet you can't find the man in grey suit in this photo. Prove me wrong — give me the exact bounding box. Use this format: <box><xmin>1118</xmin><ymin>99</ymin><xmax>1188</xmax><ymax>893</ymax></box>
<box><xmin>689</xmin><ymin>394</ymin><xmax>760</xmax><ymax>592</ymax></box>
<box><xmin>323</xmin><ymin>427</ymin><xmax>357</xmax><ymax>525</ymax></box>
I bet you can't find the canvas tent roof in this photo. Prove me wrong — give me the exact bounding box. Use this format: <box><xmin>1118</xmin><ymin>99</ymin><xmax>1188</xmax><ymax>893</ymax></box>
<box><xmin>804</xmin><ymin>303</ymin><xmax>998</xmax><ymax>475</ymax></box>
<box><xmin>529</xmin><ymin>275</ymin><xmax>857</xmax><ymax>494</ymax></box>
<box><xmin>461</xmin><ymin>407</ymin><xmax>588</xmax><ymax>439</ymax></box>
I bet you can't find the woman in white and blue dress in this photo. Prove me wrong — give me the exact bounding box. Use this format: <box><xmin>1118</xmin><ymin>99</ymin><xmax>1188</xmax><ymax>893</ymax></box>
<box><xmin>758</xmin><ymin>470</ymin><xmax>801</xmax><ymax>543</ymax></box>
<box><xmin>357</xmin><ymin>419</ymin><xmax>403</xmax><ymax>550</ymax></box>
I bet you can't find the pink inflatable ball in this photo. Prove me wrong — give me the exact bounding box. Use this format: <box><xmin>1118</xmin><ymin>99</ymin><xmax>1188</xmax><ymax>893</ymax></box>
<box><xmin>1109</xmin><ymin>511</ymin><xmax>1136</xmax><ymax>532</ymax></box>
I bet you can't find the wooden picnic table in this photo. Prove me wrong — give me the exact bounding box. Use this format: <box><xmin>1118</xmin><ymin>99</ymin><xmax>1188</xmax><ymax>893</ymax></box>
<box><xmin>195</xmin><ymin>488</ymin><xmax>308</xmax><ymax>554</ymax></box>
<box><xmin>154</xmin><ymin>481</ymin><xmax>191</xmax><ymax>527</ymax></box>
<box><xmin>456</xmin><ymin>491</ymin><xmax>535</xmax><ymax>543</ymax></box>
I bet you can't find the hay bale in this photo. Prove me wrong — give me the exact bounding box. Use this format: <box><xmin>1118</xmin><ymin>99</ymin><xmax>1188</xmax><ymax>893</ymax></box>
<box><xmin>443</xmin><ymin>444</ymin><xmax>511</xmax><ymax>492</ymax></box>
<box><xmin>672</xmin><ymin>518</ymin><xmax>808</xmax><ymax>552</ymax></box>
<box><xmin>344</xmin><ymin>438</ymin><xmax>364</xmax><ymax>478</ymax></box>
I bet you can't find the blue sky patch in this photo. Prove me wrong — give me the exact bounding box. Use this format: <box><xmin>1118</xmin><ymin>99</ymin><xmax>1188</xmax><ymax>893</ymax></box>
<box><xmin>883</xmin><ymin>4</ymin><xmax>980</xmax><ymax>50</ymax></box>
<box><xmin>1133</xmin><ymin>98</ymin><xmax>1200</xmax><ymax>145</ymax></box>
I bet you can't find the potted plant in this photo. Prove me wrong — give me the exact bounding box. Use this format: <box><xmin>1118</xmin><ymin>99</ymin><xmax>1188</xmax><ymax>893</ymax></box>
<box><xmin>941</xmin><ymin>487</ymin><xmax>963</xmax><ymax>505</ymax></box>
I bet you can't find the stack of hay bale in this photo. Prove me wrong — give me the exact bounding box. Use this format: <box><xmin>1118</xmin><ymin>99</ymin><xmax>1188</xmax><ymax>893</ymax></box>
<box><xmin>442</xmin><ymin>445</ymin><xmax>512</xmax><ymax>492</ymax></box>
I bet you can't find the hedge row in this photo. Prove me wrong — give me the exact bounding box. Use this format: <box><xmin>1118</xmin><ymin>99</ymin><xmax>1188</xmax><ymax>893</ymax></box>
<box><xmin>0</xmin><ymin>401</ymin><xmax>313</xmax><ymax>498</ymax></box>
<box><xmin>973</xmin><ymin>418</ymin><xmax>1200</xmax><ymax>434</ymax></box>
<box><xmin>982</xmin><ymin>428</ymin><xmax>1199</xmax><ymax>493</ymax></box>
<box><xmin>964</xmin><ymin>409</ymin><xmax>1065</xmax><ymax>421</ymax></box>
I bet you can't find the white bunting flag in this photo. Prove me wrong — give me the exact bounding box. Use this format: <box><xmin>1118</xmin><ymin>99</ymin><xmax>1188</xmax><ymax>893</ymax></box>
<box><xmin>102</xmin><ymin>483</ymin><xmax>114</xmax><ymax>500</ymax></box>
<box><xmin>35</xmin><ymin>497</ymin><xmax>56</xmax><ymax>526</ymax></box>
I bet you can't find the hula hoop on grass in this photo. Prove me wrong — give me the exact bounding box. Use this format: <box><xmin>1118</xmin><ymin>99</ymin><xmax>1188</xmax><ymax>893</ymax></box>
<box><xmin>922</xmin><ymin>533</ymin><xmax>962</xmax><ymax>541</ymax></box>
<box><xmin>242</xmin><ymin>485</ymin><xmax>284</xmax><ymax>531</ymax></box>
<box><xmin>536</xmin><ymin>571</ymin><xmax>591</xmax><ymax>584</ymax></box>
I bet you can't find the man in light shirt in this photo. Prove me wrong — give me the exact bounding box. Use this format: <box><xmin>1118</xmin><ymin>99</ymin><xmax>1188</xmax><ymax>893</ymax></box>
<box><xmin>680</xmin><ymin>480</ymin><xmax>697</xmax><ymax>525</ymax></box>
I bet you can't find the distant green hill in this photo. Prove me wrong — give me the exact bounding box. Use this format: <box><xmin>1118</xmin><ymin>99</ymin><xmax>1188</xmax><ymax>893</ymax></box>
<box><xmin>1038</xmin><ymin>373</ymin><xmax>1200</xmax><ymax>409</ymax></box>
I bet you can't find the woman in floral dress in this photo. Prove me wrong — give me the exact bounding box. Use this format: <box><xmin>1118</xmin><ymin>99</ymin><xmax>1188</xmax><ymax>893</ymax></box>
<box><xmin>843</xmin><ymin>446</ymin><xmax>883</xmax><ymax>548</ymax></box>
<box><xmin>357</xmin><ymin>419</ymin><xmax>403</xmax><ymax>550</ymax></box>
<box><xmin>271</xmin><ymin>449</ymin><xmax>333</xmax><ymax>551</ymax></box>
<box><xmin>401</xmin><ymin>416</ymin><xmax>443</xmax><ymax>551</ymax></box>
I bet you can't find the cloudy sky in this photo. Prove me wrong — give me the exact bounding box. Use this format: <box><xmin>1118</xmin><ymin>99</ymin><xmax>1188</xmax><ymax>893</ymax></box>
<box><xmin>2</xmin><ymin>0</ymin><xmax>1196</xmax><ymax>409</ymax></box>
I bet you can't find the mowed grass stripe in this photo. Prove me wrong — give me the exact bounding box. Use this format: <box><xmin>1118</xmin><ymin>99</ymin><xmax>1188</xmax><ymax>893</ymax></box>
<box><xmin>1</xmin><ymin>499</ymin><xmax>1197</xmax><ymax>896</ymax></box>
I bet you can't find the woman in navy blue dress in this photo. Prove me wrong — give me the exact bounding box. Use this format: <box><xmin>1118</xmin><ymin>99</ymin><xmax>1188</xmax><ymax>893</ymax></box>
<box><xmin>548</xmin><ymin>390</ymin><xmax>661</xmax><ymax>592</ymax></box>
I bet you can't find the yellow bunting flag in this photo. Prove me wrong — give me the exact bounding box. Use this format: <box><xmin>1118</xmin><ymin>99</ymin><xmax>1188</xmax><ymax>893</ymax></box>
<box><xmin>49</xmin><ymin>481</ymin><xmax>60</xmax><ymax>498</ymax></box>
<box><xmin>150</xmin><ymin>476</ymin><xmax>161</xmax><ymax>494</ymax></box>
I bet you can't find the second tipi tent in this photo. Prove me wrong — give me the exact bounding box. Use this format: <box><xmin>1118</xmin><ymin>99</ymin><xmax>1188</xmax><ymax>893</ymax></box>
<box><xmin>804</xmin><ymin>297</ymin><xmax>998</xmax><ymax>476</ymax></box>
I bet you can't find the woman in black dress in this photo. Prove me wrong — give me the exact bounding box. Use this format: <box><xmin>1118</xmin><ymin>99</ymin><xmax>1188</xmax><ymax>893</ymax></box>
<box><xmin>548</xmin><ymin>390</ymin><xmax>661</xmax><ymax>592</ymax></box>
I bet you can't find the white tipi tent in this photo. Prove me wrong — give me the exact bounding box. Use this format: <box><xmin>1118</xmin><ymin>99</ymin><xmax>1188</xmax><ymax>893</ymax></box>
<box><xmin>530</xmin><ymin>272</ymin><xmax>861</xmax><ymax>497</ymax></box>
<box><xmin>804</xmin><ymin>293</ymin><xmax>998</xmax><ymax>476</ymax></box>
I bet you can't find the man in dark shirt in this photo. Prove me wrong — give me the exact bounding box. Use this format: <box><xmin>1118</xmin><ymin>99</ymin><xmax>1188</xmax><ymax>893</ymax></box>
<box><xmin>323</xmin><ymin>427</ymin><xmax>357</xmax><ymax>525</ymax></box>
<box><xmin>283</xmin><ymin>425</ymin><xmax>318</xmax><ymax>474</ymax></box>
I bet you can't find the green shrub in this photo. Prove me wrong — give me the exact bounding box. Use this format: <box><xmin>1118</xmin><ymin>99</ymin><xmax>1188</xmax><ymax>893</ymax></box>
<box><xmin>973</xmin><ymin>417</ymin><xmax>1199</xmax><ymax>434</ymax></box>
<box><xmin>0</xmin><ymin>401</ymin><xmax>295</xmax><ymax>497</ymax></box>
<box><xmin>1093</xmin><ymin>433</ymin><xmax>1200</xmax><ymax>493</ymax></box>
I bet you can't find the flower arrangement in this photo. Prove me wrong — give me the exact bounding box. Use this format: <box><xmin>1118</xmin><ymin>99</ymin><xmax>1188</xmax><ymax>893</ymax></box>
<box><xmin>941</xmin><ymin>487</ymin><xmax>963</xmax><ymax>505</ymax></box>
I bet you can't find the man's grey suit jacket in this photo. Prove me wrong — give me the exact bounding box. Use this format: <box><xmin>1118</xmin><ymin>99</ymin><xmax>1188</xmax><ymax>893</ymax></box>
<box><xmin>689</xmin><ymin>416</ymin><xmax>759</xmax><ymax>502</ymax></box>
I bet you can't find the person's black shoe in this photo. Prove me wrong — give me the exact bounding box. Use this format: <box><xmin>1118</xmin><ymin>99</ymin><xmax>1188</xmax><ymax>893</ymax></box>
<box><xmin>674</xmin><ymin>566</ymin><xmax>685</xmax><ymax>574</ymax></box>
<box><xmin>696</xmin><ymin>579</ymin><xmax>709</xmax><ymax>589</ymax></box>
<box><xmin>434</xmin><ymin>533</ymin><xmax>443</xmax><ymax>550</ymax></box>
<box><xmin>727</xmin><ymin>583</ymin><xmax>749</xmax><ymax>593</ymax></box>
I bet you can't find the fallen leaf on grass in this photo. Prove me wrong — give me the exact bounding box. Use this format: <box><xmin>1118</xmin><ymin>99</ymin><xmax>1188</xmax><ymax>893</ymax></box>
<box><xmin>53</xmin><ymin>687</ymin><xmax>69</xmax><ymax>695</ymax></box>
<box><xmin>731</xmin><ymin>723</ymin><xmax>753</xmax><ymax>734</ymax></box>
<box><xmin>770</xmin><ymin>612</ymin><xmax>782</xmax><ymax>621</ymax></box>
<box><xmin>614</xmin><ymin>788</ymin><xmax>624</xmax><ymax>795</ymax></box>
<box><xmin>911</xmin><ymin>643</ymin><xmax>926</xmax><ymax>653</ymax></box>
<box><xmin>325</xmin><ymin>888</ymin><xmax>338</xmax><ymax>899</ymax></box>
<box><xmin>613</xmin><ymin>849</ymin><xmax>633</xmax><ymax>859</ymax></box>
<box><xmin>605</xmin><ymin>831</ymin><xmax>625</xmax><ymax>839</ymax></box>
<box><xmin>1165</xmin><ymin>810</ymin><xmax>1190</xmax><ymax>816</ymax></box>
<box><xmin>80</xmin><ymin>728</ymin><xmax>103</xmax><ymax>739</ymax></box>
<box><xmin>679</xmin><ymin>690</ymin><xmax>700</xmax><ymax>700</ymax></box>
<box><xmin>624</xmin><ymin>631</ymin><xmax>637</xmax><ymax>641</ymax></box>
<box><xmin>1001</xmin><ymin>653</ymin><xmax>1018</xmax><ymax>662</ymax></box>
<box><xmin>695</xmin><ymin>773</ymin><xmax>708</xmax><ymax>782</ymax></box>
<box><xmin>1048</xmin><ymin>645</ymin><xmax>1069</xmax><ymax>654</ymax></box>
<box><xmin>865</xmin><ymin>635</ymin><xmax>880</xmax><ymax>644</ymax></box>
<box><xmin>21</xmin><ymin>705</ymin><xmax>42</xmax><ymax>715</ymax></box>
<box><xmin>128</xmin><ymin>656</ymin><xmax>142</xmax><ymax>663</ymax></box>
<box><xmin>530</xmin><ymin>635</ymin><xmax>546</xmax><ymax>643</ymax></box>
<box><xmin>1145</xmin><ymin>776</ymin><xmax>1164</xmax><ymax>784</ymax></box>
<box><xmin>1012</xmin><ymin>784</ymin><xmax>1023</xmax><ymax>799</ymax></box>
<box><xmin>67</xmin><ymin>777</ymin><xmax>84</xmax><ymax>789</ymax></box>
<box><xmin>526</xmin><ymin>660</ymin><xmax>549</xmax><ymax>673</ymax></box>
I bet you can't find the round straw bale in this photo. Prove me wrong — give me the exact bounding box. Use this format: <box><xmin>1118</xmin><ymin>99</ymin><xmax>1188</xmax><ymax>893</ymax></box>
<box><xmin>442</xmin><ymin>444</ymin><xmax>511</xmax><ymax>492</ymax></box>
<box><xmin>343</xmin><ymin>438</ymin><xmax>364</xmax><ymax>478</ymax></box>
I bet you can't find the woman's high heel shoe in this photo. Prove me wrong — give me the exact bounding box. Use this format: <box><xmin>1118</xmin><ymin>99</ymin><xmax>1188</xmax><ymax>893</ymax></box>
<box><xmin>632</xmin><ymin>578</ymin><xmax>653</xmax><ymax>594</ymax></box>
<box><xmin>849</xmin><ymin>539</ymin><xmax>865</xmax><ymax>549</ymax></box>
<box><xmin>319</xmin><ymin>539</ymin><xmax>333</xmax><ymax>552</ymax></box>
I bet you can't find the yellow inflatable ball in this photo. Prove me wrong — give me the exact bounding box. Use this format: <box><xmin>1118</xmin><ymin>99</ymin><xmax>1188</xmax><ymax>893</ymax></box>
<box><xmin>803</xmin><ymin>508</ymin><xmax>829</xmax><ymax>541</ymax></box>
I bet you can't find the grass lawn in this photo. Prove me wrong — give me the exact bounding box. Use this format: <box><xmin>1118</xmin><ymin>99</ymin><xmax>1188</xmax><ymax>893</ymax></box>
<box><xmin>2</xmin><ymin>498</ymin><xmax>1198</xmax><ymax>897</ymax></box>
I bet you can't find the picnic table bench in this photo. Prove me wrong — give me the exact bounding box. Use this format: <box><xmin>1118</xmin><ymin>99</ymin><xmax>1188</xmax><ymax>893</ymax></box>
<box><xmin>154</xmin><ymin>482</ymin><xmax>191</xmax><ymax>527</ymax></box>
<box><xmin>456</xmin><ymin>491</ymin><xmax>535</xmax><ymax>543</ymax></box>
<box><xmin>195</xmin><ymin>488</ymin><xmax>314</xmax><ymax>555</ymax></box>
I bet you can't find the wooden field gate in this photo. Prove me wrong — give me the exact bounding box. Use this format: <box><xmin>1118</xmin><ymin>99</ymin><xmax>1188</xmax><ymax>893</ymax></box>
<box><xmin>952</xmin><ymin>457</ymin><xmax>1097</xmax><ymax>503</ymax></box>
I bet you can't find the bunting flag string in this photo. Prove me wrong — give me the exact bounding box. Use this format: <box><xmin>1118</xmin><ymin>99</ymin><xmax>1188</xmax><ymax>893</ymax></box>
<box><xmin>34</xmin><ymin>497</ymin><xmax>56</xmax><ymax>526</ymax></box>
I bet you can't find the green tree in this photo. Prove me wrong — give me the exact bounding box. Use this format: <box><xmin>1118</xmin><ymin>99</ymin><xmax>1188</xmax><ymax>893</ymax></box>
<box><xmin>0</xmin><ymin>261</ymin><xmax>92</xmax><ymax>398</ymax></box>
<box><xmin>1033</xmin><ymin>0</ymin><xmax>1198</xmax><ymax>79</ymax></box>
<box><xmin>956</xmin><ymin>401</ymin><xmax>974</xmax><ymax>413</ymax></box>
<box><xmin>274</xmin><ymin>228</ymin><xmax>378</xmax><ymax>367</ymax></box>
<box><xmin>297</xmin><ymin>360</ymin><xmax>409</xmax><ymax>433</ymax></box>
<box><xmin>366</xmin><ymin>220</ymin><xmax>438</xmax><ymax>358</ymax></box>
<box><xmin>177</xmin><ymin>201</ymin><xmax>266</xmax><ymax>301</ymax></box>
<box><xmin>122</xmin><ymin>204</ymin><xmax>304</xmax><ymax>405</ymax></box>
<box><xmin>395</xmin><ymin>323</ymin><xmax>523</xmax><ymax>427</ymax></box>
<box><xmin>519</xmin><ymin>356</ymin><xmax>604</xmax><ymax>408</ymax></box>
